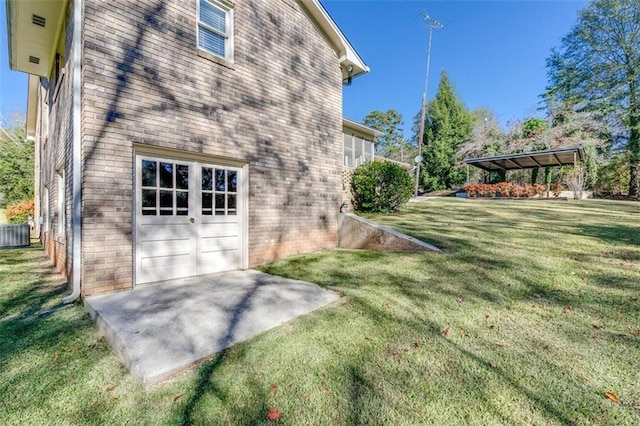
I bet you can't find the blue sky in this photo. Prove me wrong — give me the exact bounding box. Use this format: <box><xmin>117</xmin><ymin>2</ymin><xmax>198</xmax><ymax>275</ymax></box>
<box><xmin>1</xmin><ymin>0</ymin><xmax>586</xmax><ymax>136</ymax></box>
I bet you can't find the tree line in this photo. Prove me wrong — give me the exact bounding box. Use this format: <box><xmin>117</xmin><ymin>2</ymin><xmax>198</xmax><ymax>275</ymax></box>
<box><xmin>363</xmin><ymin>0</ymin><xmax>639</xmax><ymax>199</ymax></box>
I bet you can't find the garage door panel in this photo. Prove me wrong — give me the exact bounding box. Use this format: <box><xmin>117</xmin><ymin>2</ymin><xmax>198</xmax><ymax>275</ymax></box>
<box><xmin>199</xmin><ymin>250</ymin><xmax>239</xmax><ymax>275</ymax></box>
<box><xmin>200</xmin><ymin>235</ymin><xmax>239</xmax><ymax>252</ymax></box>
<box><xmin>138</xmin><ymin>224</ymin><xmax>192</xmax><ymax>241</ymax></box>
<box><xmin>140</xmin><ymin>254</ymin><xmax>194</xmax><ymax>282</ymax></box>
<box><xmin>139</xmin><ymin>239</ymin><xmax>192</xmax><ymax>257</ymax></box>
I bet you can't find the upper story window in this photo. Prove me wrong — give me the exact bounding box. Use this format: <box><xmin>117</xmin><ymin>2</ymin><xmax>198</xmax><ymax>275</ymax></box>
<box><xmin>197</xmin><ymin>0</ymin><xmax>233</xmax><ymax>61</ymax></box>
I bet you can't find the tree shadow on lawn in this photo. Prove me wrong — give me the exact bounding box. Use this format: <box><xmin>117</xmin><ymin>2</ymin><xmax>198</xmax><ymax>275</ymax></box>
<box><xmin>573</xmin><ymin>224</ymin><xmax>640</xmax><ymax>246</ymax></box>
<box><xmin>325</xmin><ymin>286</ymin><xmax>600</xmax><ymax>424</ymax></box>
<box><xmin>0</xmin><ymin>247</ymin><xmax>123</xmax><ymax>425</ymax></box>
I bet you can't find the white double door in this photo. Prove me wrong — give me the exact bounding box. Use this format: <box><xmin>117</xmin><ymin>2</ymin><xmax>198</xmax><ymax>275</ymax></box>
<box><xmin>135</xmin><ymin>154</ymin><xmax>244</xmax><ymax>284</ymax></box>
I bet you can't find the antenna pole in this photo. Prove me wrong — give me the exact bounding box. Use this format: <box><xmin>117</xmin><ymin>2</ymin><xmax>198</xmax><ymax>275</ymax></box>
<box><xmin>415</xmin><ymin>13</ymin><xmax>443</xmax><ymax>197</ymax></box>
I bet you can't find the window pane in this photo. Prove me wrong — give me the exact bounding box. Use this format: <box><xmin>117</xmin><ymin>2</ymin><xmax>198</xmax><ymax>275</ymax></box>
<box><xmin>142</xmin><ymin>160</ymin><xmax>156</xmax><ymax>187</ymax></box>
<box><xmin>227</xmin><ymin>194</ymin><xmax>236</xmax><ymax>210</ymax></box>
<box><xmin>142</xmin><ymin>209</ymin><xmax>156</xmax><ymax>216</ymax></box>
<box><xmin>198</xmin><ymin>27</ymin><xmax>225</xmax><ymax>57</ymax></box>
<box><xmin>215</xmin><ymin>169</ymin><xmax>226</xmax><ymax>191</ymax></box>
<box><xmin>159</xmin><ymin>209</ymin><xmax>173</xmax><ymax>216</ymax></box>
<box><xmin>200</xmin><ymin>0</ymin><xmax>226</xmax><ymax>33</ymax></box>
<box><xmin>354</xmin><ymin>137</ymin><xmax>364</xmax><ymax>167</ymax></box>
<box><xmin>176</xmin><ymin>210</ymin><xmax>188</xmax><ymax>216</ymax></box>
<box><xmin>176</xmin><ymin>191</ymin><xmax>188</xmax><ymax>209</ymax></box>
<box><xmin>160</xmin><ymin>162</ymin><xmax>173</xmax><ymax>188</ymax></box>
<box><xmin>202</xmin><ymin>193</ymin><xmax>212</xmax><ymax>209</ymax></box>
<box><xmin>176</xmin><ymin>165</ymin><xmax>189</xmax><ymax>190</ymax></box>
<box><xmin>202</xmin><ymin>167</ymin><xmax>213</xmax><ymax>191</ymax></box>
<box><xmin>215</xmin><ymin>194</ymin><xmax>225</xmax><ymax>216</ymax></box>
<box><xmin>228</xmin><ymin>170</ymin><xmax>237</xmax><ymax>192</ymax></box>
<box><xmin>160</xmin><ymin>190</ymin><xmax>173</xmax><ymax>208</ymax></box>
<box><xmin>142</xmin><ymin>189</ymin><xmax>156</xmax><ymax>208</ymax></box>
<box><xmin>343</xmin><ymin>134</ymin><xmax>353</xmax><ymax>167</ymax></box>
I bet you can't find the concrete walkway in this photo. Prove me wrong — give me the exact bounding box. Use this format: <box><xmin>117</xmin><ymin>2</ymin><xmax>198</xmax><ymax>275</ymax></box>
<box><xmin>85</xmin><ymin>270</ymin><xmax>339</xmax><ymax>386</ymax></box>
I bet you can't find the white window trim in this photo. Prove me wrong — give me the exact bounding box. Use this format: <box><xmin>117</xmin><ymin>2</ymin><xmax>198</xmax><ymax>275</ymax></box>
<box><xmin>43</xmin><ymin>187</ymin><xmax>50</xmax><ymax>232</ymax></box>
<box><xmin>57</xmin><ymin>169</ymin><xmax>65</xmax><ymax>237</ymax></box>
<box><xmin>197</xmin><ymin>0</ymin><xmax>234</xmax><ymax>62</ymax></box>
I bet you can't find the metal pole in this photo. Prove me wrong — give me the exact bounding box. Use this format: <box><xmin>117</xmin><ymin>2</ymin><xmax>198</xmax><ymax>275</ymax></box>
<box><xmin>414</xmin><ymin>14</ymin><xmax>442</xmax><ymax>197</ymax></box>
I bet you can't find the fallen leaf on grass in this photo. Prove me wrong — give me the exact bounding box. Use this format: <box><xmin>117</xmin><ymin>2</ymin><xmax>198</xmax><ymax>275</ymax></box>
<box><xmin>604</xmin><ymin>392</ymin><xmax>619</xmax><ymax>403</ymax></box>
<box><xmin>564</xmin><ymin>306</ymin><xmax>574</xmax><ymax>314</ymax></box>
<box><xmin>173</xmin><ymin>393</ymin><xmax>185</xmax><ymax>402</ymax></box>
<box><xmin>53</xmin><ymin>353</ymin><xmax>59</xmax><ymax>360</ymax></box>
<box><xmin>267</xmin><ymin>408</ymin><xmax>281</xmax><ymax>421</ymax></box>
<box><xmin>456</xmin><ymin>297</ymin><xmax>464</xmax><ymax>304</ymax></box>
<box><xmin>488</xmin><ymin>325</ymin><xmax>495</xmax><ymax>330</ymax></box>
<box><xmin>413</xmin><ymin>342</ymin><xmax>420</xmax><ymax>349</ymax></box>
<box><xmin>110</xmin><ymin>396</ymin><xmax>119</xmax><ymax>402</ymax></box>
<box><xmin>461</xmin><ymin>332</ymin><xmax>469</xmax><ymax>338</ymax></box>
<box><xmin>319</xmin><ymin>386</ymin><xmax>329</xmax><ymax>393</ymax></box>
<box><xmin>441</xmin><ymin>328</ymin><xmax>450</xmax><ymax>337</ymax></box>
<box><xmin>382</xmin><ymin>303</ymin><xmax>390</xmax><ymax>310</ymax></box>
<box><xmin>629</xmin><ymin>297</ymin><xmax>638</xmax><ymax>302</ymax></box>
<box><xmin>270</xmin><ymin>383</ymin><xmax>278</xmax><ymax>390</ymax></box>
<box><xmin>106</xmin><ymin>385</ymin><xmax>115</xmax><ymax>392</ymax></box>
<box><xmin>485</xmin><ymin>313</ymin><xmax>492</xmax><ymax>319</ymax></box>
<box><xmin>592</xmin><ymin>324</ymin><xmax>604</xmax><ymax>330</ymax></box>
<box><xmin>490</xmin><ymin>362</ymin><xmax>497</xmax><ymax>369</ymax></box>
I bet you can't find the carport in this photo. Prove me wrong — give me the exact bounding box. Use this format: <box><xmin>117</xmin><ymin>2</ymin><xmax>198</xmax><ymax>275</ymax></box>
<box><xmin>464</xmin><ymin>146</ymin><xmax>584</xmax><ymax>184</ymax></box>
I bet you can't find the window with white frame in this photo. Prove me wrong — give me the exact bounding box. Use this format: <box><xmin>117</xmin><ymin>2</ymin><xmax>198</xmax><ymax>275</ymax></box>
<box><xmin>343</xmin><ymin>134</ymin><xmax>375</xmax><ymax>168</ymax></box>
<box><xmin>197</xmin><ymin>0</ymin><xmax>233</xmax><ymax>60</ymax></box>
<box><xmin>57</xmin><ymin>170</ymin><xmax>65</xmax><ymax>236</ymax></box>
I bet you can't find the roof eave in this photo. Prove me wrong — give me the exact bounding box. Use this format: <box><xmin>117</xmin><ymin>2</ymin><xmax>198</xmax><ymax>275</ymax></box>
<box><xmin>6</xmin><ymin>0</ymin><xmax>67</xmax><ymax>77</ymax></box>
<box><xmin>342</xmin><ymin>117</ymin><xmax>383</xmax><ymax>138</ymax></box>
<box><xmin>299</xmin><ymin>0</ymin><xmax>369</xmax><ymax>82</ymax></box>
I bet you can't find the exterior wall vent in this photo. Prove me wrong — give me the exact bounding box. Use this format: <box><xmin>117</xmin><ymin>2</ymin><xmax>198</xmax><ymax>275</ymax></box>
<box><xmin>32</xmin><ymin>14</ymin><xmax>46</xmax><ymax>27</ymax></box>
<box><xmin>29</xmin><ymin>56</ymin><xmax>40</xmax><ymax>64</ymax></box>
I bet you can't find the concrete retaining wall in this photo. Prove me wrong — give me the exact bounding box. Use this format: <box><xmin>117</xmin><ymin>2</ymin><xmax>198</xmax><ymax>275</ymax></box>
<box><xmin>338</xmin><ymin>213</ymin><xmax>440</xmax><ymax>252</ymax></box>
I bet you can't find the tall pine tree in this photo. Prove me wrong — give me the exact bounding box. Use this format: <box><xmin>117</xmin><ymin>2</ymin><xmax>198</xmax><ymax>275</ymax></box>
<box><xmin>417</xmin><ymin>71</ymin><xmax>472</xmax><ymax>191</ymax></box>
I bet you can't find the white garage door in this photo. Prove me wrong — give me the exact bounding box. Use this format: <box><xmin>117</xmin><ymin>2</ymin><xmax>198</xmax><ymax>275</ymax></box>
<box><xmin>135</xmin><ymin>154</ymin><xmax>245</xmax><ymax>284</ymax></box>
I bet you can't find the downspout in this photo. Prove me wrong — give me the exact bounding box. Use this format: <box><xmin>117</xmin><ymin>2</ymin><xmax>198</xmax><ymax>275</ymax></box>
<box><xmin>63</xmin><ymin>0</ymin><xmax>82</xmax><ymax>303</ymax></box>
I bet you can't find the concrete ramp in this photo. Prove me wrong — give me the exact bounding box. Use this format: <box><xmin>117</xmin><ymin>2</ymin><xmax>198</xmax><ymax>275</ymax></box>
<box><xmin>338</xmin><ymin>213</ymin><xmax>441</xmax><ymax>252</ymax></box>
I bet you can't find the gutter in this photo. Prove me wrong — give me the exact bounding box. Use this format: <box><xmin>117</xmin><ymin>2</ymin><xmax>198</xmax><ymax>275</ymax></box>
<box><xmin>63</xmin><ymin>0</ymin><xmax>82</xmax><ymax>303</ymax></box>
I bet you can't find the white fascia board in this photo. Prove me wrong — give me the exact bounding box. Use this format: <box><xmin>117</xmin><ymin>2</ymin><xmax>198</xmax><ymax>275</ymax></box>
<box><xmin>299</xmin><ymin>0</ymin><xmax>369</xmax><ymax>80</ymax></box>
<box><xmin>26</xmin><ymin>75</ymin><xmax>40</xmax><ymax>139</ymax></box>
<box><xmin>342</xmin><ymin>117</ymin><xmax>384</xmax><ymax>138</ymax></box>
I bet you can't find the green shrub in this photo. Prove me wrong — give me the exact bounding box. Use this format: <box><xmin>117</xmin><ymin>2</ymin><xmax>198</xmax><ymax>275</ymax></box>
<box><xmin>5</xmin><ymin>200</ymin><xmax>34</xmax><ymax>224</ymax></box>
<box><xmin>351</xmin><ymin>161</ymin><xmax>413</xmax><ymax>212</ymax></box>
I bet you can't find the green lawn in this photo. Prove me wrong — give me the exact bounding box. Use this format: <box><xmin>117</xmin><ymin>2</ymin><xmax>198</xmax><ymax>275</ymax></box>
<box><xmin>1</xmin><ymin>198</ymin><xmax>639</xmax><ymax>424</ymax></box>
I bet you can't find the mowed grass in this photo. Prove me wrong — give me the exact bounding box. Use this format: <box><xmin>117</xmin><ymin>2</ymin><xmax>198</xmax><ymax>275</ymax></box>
<box><xmin>1</xmin><ymin>199</ymin><xmax>639</xmax><ymax>424</ymax></box>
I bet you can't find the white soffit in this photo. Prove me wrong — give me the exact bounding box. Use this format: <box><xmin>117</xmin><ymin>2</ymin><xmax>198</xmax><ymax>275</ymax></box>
<box><xmin>6</xmin><ymin>0</ymin><xmax>67</xmax><ymax>77</ymax></box>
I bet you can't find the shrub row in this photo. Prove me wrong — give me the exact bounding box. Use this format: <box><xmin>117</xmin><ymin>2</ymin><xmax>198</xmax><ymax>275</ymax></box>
<box><xmin>463</xmin><ymin>183</ymin><xmax>564</xmax><ymax>198</ymax></box>
<box><xmin>5</xmin><ymin>200</ymin><xmax>34</xmax><ymax>224</ymax></box>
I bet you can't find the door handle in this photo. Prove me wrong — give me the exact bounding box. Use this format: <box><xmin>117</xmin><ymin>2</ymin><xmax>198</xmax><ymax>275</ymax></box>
<box><xmin>189</xmin><ymin>217</ymin><xmax>195</xmax><ymax>223</ymax></box>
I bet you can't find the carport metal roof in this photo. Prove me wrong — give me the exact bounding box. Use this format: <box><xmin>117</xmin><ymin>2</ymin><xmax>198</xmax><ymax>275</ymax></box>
<box><xmin>465</xmin><ymin>146</ymin><xmax>584</xmax><ymax>172</ymax></box>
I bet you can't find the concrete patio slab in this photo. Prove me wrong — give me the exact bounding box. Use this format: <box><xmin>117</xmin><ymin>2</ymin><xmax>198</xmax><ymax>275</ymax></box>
<box><xmin>85</xmin><ymin>270</ymin><xmax>339</xmax><ymax>386</ymax></box>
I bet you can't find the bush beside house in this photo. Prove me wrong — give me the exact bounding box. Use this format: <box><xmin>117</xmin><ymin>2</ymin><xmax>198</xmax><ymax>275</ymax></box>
<box><xmin>351</xmin><ymin>162</ymin><xmax>413</xmax><ymax>212</ymax></box>
<box><xmin>5</xmin><ymin>200</ymin><xmax>34</xmax><ymax>224</ymax></box>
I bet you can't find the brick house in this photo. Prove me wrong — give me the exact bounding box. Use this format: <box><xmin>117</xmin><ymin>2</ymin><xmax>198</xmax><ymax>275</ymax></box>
<box><xmin>6</xmin><ymin>0</ymin><xmax>370</xmax><ymax>297</ymax></box>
